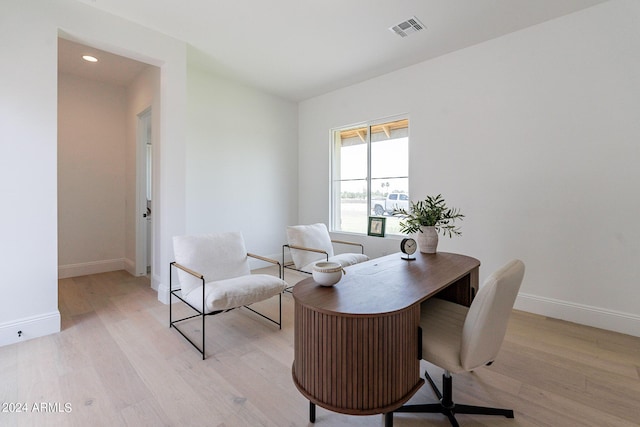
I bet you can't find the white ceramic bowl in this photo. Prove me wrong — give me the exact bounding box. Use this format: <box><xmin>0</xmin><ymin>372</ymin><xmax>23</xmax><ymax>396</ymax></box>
<box><xmin>312</xmin><ymin>262</ymin><xmax>345</xmax><ymax>286</ymax></box>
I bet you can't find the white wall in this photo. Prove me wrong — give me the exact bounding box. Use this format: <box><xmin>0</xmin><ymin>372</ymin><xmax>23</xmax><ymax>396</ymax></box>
<box><xmin>0</xmin><ymin>1</ymin><xmax>60</xmax><ymax>345</ymax></box>
<box><xmin>58</xmin><ymin>73</ymin><xmax>127</xmax><ymax>277</ymax></box>
<box><xmin>298</xmin><ymin>0</ymin><xmax>640</xmax><ymax>336</ymax></box>
<box><xmin>186</xmin><ymin>61</ymin><xmax>299</xmax><ymax>261</ymax></box>
<box><xmin>0</xmin><ymin>0</ymin><xmax>186</xmax><ymax>346</ymax></box>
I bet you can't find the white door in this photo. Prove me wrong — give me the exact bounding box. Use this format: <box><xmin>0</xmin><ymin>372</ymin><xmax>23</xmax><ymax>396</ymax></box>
<box><xmin>136</xmin><ymin>108</ymin><xmax>152</xmax><ymax>276</ymax></box>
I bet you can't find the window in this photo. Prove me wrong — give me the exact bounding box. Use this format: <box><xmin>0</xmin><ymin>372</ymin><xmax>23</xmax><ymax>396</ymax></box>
<box><xmin>331</xmin><ymin>116</ymin><xmax>409</xmax><ymax>235</ymax></box>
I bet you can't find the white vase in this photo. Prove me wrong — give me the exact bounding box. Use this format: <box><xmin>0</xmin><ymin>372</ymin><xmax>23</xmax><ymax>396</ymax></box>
<box><xmin>417</xmin><ymin>226</ymin><xmax>438</xmax><ymax>253</ymax></box>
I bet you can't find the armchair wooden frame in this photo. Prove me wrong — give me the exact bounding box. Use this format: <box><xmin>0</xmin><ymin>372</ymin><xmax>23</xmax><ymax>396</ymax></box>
<box><xmin>169</xmin><ymin>253</ymin><xmax>283</xmax><ymax>360</ymax></box>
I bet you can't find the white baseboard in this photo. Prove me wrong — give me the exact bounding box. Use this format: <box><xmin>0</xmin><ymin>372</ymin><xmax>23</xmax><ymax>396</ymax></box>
<box><xmin>58</xmin><ymin>258</ymin><xmax>126</xmax><ymax>279</ymax></box>
<box><xmin>150</xmin><ymin>272</ymin><xmax>161</xmax><ymax>291</ymax></box>
<box><xmin>157</xmin><ymin>281</ymin><xmax>170</xmax><ymax>304</ymax></box>
<box><xmin>0</xmin><ymin>311</ymin><xmax>60</xmax><ymax>347</ymax></box>
<box><xmin>515</xmin><ymin>292</ymin><xmax>640</xmax><ymax>338</ymax></box>
<box><xmin>124</xmin><ymin>258</ymin><xmax>136</xmax><ymax>276</ymax></box>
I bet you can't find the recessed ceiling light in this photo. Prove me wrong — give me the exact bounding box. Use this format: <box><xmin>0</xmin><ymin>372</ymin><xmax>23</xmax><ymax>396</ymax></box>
<box><xmin>82</xmin><ymin>55</ymin><xmax>98</xmax><ymax>62</ymax></box>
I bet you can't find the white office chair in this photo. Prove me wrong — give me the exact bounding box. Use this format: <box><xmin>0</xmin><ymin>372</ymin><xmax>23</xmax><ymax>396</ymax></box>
<box><xmin>390</xmin><ymin>259</ymin><xmax>525</xmax><ymax>427</ymax></box>
<box><xmin>170</xmin><ymin>232</ymin><xmax>288</xmax><ymax>359</ymax></box>
<box><xmin>282</xmin><ymin>223</ymin><xmax>368</xmax><ymax>279</ymax></box>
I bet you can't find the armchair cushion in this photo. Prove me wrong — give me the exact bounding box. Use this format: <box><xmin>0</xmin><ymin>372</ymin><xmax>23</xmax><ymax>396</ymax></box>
<box><xmin>183</xmin><ymin>274</ymin><xmax>286</xmax><ymax>313</ymax></box>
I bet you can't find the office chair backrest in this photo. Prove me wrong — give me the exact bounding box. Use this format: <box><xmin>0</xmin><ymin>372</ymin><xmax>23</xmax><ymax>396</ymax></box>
<box><xmin>460</xmin><ymin>259</ymin><xmax>525</xmax><ymax>371</ymax></box>
<box><xmin>172</xmin><ymin>232</ymin><xmax>251</xmax><ymax>296</ymax></box>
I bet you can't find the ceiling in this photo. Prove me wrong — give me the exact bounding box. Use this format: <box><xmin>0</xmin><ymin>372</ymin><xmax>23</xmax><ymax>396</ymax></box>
<box><xmin>65</xmin><ymin>0</ymin><xmax>609</xmax><ymax>101</ymax></box>
<box><xmin>58</xmin><ymin>38</ymin><xmax>151</xmax><ymax>86</ymax></box>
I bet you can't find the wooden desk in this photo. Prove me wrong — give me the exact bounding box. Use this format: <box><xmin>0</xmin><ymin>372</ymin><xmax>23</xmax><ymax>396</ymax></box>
<box><xmin>292</xmin><ymin>251</ymin><xmax>480</xmax><ymax>421</ymax></box>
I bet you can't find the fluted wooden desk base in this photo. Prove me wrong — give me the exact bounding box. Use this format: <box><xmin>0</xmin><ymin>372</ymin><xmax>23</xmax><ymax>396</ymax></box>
<box><xmin>292</xmin><ymin>303</ymin><xmax>423</xmax><ymax>415</ymax></box>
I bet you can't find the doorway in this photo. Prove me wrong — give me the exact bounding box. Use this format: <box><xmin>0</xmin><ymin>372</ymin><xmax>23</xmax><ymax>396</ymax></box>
<box><xmin>136</xmin><ymin>108</ymin><xmax>153</xmax><ymax>276</ymax></box>
<box><xmin>57</xmin><ymin>37</ymin><xmax>159</xmax><ymax>281</ymax></box>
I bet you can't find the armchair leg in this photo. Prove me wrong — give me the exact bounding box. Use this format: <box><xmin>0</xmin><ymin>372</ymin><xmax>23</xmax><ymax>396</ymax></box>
<box><xmin>201</xmin><ymin>306</ymin><xmax>206</xmax><ymax>360</ymax></box>
<box><xmin>393</xmin><ymin>370</ymin><xmax>514</xmax><ymax>427</ymax></box>
<box><xmin>279</xmin><ymin>293</ymin><xmax>282</xmax><ymax>329</ymax></box>
<box><xmin>169</xmin><ymin>262</ymin><xmax>208</xmax><ymax>359</ymax></box>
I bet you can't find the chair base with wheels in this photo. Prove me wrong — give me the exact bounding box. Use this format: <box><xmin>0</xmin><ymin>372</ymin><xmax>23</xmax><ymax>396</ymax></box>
<box><xmin>390</xmin><ymin>369</ymin><xmax>513</xmax><ymax>427</ymax></box>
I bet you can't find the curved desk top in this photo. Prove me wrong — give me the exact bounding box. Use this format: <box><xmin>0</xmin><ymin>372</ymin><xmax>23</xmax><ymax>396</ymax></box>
<box><xmin>292</xmin><ymin>251</ymin><xmax>480</xmax><ymax>316</ymax></box>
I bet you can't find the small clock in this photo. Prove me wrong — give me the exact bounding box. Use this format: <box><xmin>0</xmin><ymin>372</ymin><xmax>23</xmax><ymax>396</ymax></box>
<box><xmin>400</xmin><ymin>238</ymin><xmax>417</xmax><ymax>260</ymax></box>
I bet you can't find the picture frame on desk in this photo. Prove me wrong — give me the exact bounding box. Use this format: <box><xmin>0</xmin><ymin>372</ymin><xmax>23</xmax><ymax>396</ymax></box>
<box><xmin>368</xmin><ymin>216</ymin><xmax>386</xmax><ymax>237</ymax></box>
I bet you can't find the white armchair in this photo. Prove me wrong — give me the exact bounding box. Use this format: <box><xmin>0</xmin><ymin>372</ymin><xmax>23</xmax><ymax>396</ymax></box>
<box><xmin>282</xmin><ymin>223</ymin><xmax>369</xmax><ymax>280</ymax></box>
<box><xmin>170</xmin><ymin>232</ymin><xmax>288</xmax><ymax>359</ymax></box>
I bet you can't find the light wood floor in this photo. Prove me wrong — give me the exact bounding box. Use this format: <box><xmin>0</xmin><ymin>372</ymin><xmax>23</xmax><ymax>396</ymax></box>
<box><xmin>1</xmin><ymin>268</ymin><xmax>639</xmax><ymax>426</ymax></box>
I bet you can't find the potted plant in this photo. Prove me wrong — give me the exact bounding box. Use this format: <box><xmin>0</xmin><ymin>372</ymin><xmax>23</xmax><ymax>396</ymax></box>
<box><xmin>393</xmin><ymin>194</ymin><xmax>464</xmax><ymax>253</ymax></box>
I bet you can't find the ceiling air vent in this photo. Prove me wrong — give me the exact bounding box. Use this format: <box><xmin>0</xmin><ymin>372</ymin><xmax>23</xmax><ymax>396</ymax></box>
<box><xmin>389</xmin><ymin>16</ymin><xmax>425</xmax><ymax>38</ymax></box>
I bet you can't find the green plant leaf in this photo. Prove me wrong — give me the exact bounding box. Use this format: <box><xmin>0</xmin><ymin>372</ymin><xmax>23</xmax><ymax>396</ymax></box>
<box><xmin>392</xmin><ymin>194</ymin><xmax>463</xmax><ymax>237</ymax></box>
